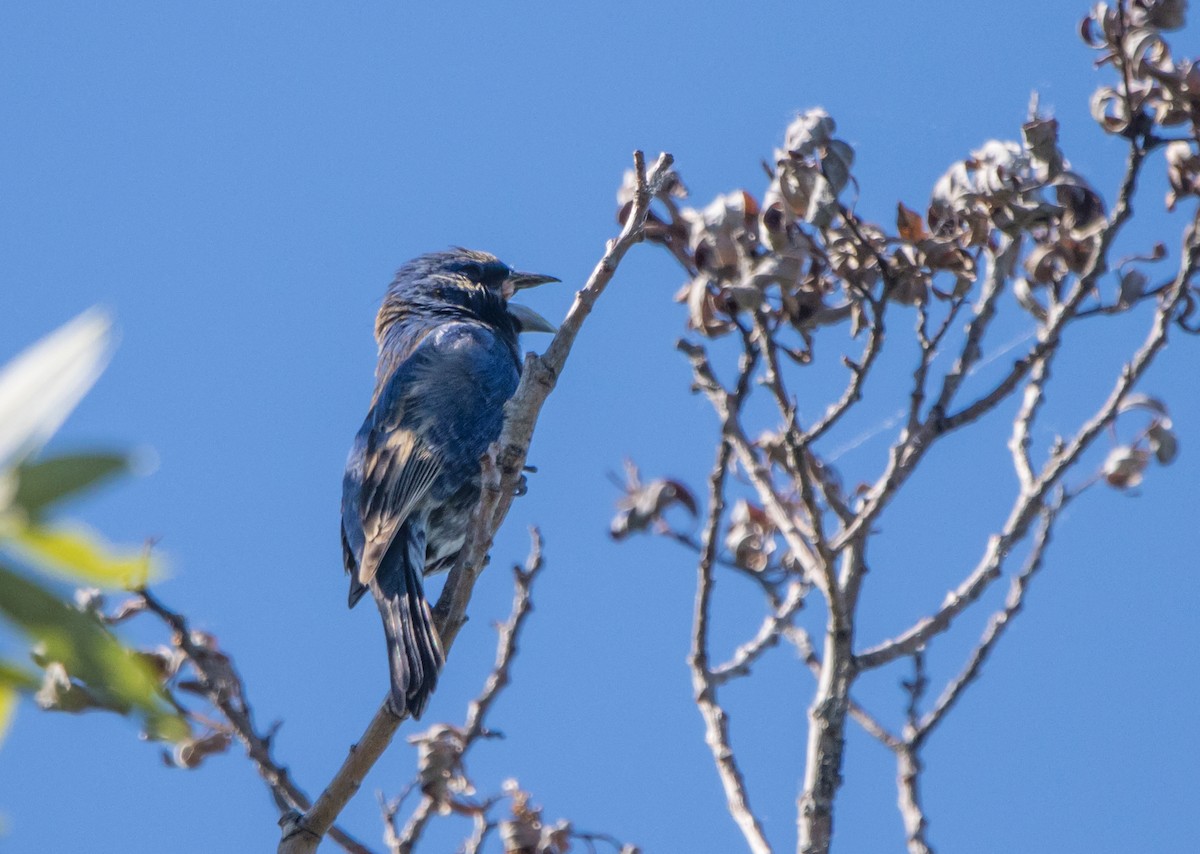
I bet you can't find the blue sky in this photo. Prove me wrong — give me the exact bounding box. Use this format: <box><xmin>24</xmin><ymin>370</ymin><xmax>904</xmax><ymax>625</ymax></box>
<box><xmin>2</xmin><ymin>2</ymin><xmax>1198</xmax><ymax>852</ymax></box>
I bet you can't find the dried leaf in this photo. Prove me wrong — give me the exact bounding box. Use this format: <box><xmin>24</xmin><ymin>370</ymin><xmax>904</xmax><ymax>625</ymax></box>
<box><xmin>1165</xmin><ymin>141</ymin><xmax>1200</xmax><ymax>210</ymax></box>
<box><xmin>684</xmin><ymin>277</ymin><xmax>736</xmax><ymax>339</ymax></box>
<box><xmin>1090</xmin><ymin>86</ymin><xmax>1130</xmax><ymax>134</ymax></box>
<box><xmin>887</xmin><ymin>245</ymin><xmax>929</xmax><ymax>305</ymax></box>
<box><xmin>1023</xmin><ymin>113</ymin><xmax>1063</xmax><ymax>177</ymax></box>
<box><xmin>784</xmin><ymin>109</ymin><xmax>836</xmax><ymax>156</ymax></box>
<box><xmin>1013</xmin><ymin>278</ymin><xmax>1049</xmax><ymax>320</ymax></box>
<box><xmin>897</xmin><ymin>203</ymin><xmax>928</xmax><ymax>242</ymax></box>
<box><xmin>929</xmin><ymin>140</ymin><xmax>1039</xmax><ymax>243</ymax></box>
<box><xmin>1055</xmin><ymin>174</ymin><xmax>1107</xmax><ymax>236</ymax></box>
<box><xmin>1148</xmin><ymin>421</ymin><xmax>1179</xmax><ymax>464</ymax></box>
<box><xmin>1118</xmin><ymin>393</ymin><xmax>1169</xmax><ymax>417</ymax></box>
<box><xmin>1103</xmin><ymin>445</ymin><xmax>1150</xmax><ymax>489</ymax></box>
<box><xmin>1130</xmin><ymin>0</ymin><xmax>1187</xmax><ymax>31</ymax></box>
<box><xmin>171</xmin><ymin>731</ymin><xmax>232</xmax><ymax>770</ymax></box>
<box><xmin>409</xmin><ymin>723</ymin><xmax>473</xmax><ymax>812</ymax></box>
<box><xmin>725</xmin><ymin>500</ymin><xmax>776</xmax><ymax>572</ymax></box>
<box><xmin>610</xmin><ymin>462</ymin><xmax>697</xmax><ymax>540</ymax></box>
<box><xmin>1119</xmin><ymin>268</ymin><xmax>1148</xmax><ymax>305</ymax></box>
<box><xmin>680</xmin><ymin>191</ymin><xmax>759</xmax><ymax>276</ymax></box>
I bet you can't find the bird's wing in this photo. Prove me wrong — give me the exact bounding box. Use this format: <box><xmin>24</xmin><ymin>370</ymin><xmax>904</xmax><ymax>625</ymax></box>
<box><xmin>342</xmin><ymin>322</ymin><xmax>519</xmax><ymax>598</ymax></box>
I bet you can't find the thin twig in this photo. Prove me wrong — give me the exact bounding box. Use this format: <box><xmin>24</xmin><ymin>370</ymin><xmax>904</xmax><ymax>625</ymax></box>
<box><xmin>459</xmin><ymin>812</ymin><xmax>493</xmax><ymax>854</ymax></box>
<box><xmin>834</xmin><ymin>137</ymin><xmax>1151</xmax><ymax>556</ymax></box>
<box><xmin>752</xmin><ymin>313</ymin><xmax>848</xmax><ymax>544</ymax></box>
<box><xmin>133</xmin><ymin>590</ymin><xmax>373</xmax><ymax>854</ymax></box>
<box><xmin>858</xmin><ymin>217</ymin><xmax>1197</xmax><ymax>669</ymax></box>
<box><xmin>687</xmin><ymin>337</ymin><xmax>773</xmax><ymax>854</ymax></box>
<box><xmin>915</xmin><ymin>499</ymin><xmax>1063</xmax><ymax>741</ymax></box>
<box><xmin>679</xmin><ymin>340</ymin><xmax>839</xmax><ymax>620</ymax></box>
<box><xmin>463</xmin><ymin>528</ymin><xmax>544</xmax><ymax>742</ymax></box>
<box><xmin>896</xmin><ymin>652</ymin><xmax>934</xmax><ymax>853</ymax></box>
<box><xmin>390</xmin><ymin>797</ymin><xmax>437</xmax><ymax>854</ymax></box>
<box><xmin>711</xmin><ymin>580</ymin><xmax>807</xmax><ymax>685</ymax></box>
<box><xmin>800</xmin><ymin>298</ymin><xmax>888</xmax><ymax>445</ymax></box>
<box><xmin>390</xmin><ymin>530</ymin><xmax>546</xmax><ymax>854</ymax></box>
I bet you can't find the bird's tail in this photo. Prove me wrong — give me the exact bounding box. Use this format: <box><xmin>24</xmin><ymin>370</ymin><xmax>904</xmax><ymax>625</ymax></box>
<box><xmin>371</xmin><ymin>528</ymin><xmax>445</xmax><ymax>719</ymax></box>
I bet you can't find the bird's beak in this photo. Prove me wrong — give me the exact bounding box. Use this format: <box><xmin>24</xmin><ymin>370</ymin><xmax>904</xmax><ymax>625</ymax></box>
<box><xmin>505</xmin><ymin>269</ymin><xmax>559</xmax><ymax>333</ymax></box>
<box><xmin>508</xmin><ymin>270</ymin><xmax>561</xmax><ymax>291</ymax></box>
<box><xmin>507</xmin><ymin>302</ymin><xmax>557</xmax><ymax>334</ymax></box>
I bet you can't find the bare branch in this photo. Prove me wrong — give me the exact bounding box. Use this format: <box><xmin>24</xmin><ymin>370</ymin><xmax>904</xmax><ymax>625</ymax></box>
<box><xmin>797</xmin><ymin>545</ymin><xmax>859</xmax><ymax>854</ymax></box>
<box><xmin>391</xmin><ymin>530</ymin><xmax>546</xmax><ymax>853</ymax></box>
<box><xmin>783</xmin><ymin>626</ymin><xmax>899</xmax><ymax>752</ymax></box>
<box><xmin>687</xmin><ymin>338</ymin><xmax>774</xmax><ymax>854</ymax></box>
<box><xmin>459</xmin><ymin>812</ymin><xmax>493</xmax><ymax>854</ymax></box>
<box><xmin>1008</xmin><ymin>346</ymin><xmax>1055</xmax><ymax>491</ymax></box>
<box><xmin>916</xmin><ymin>500</ymin><xmax>1062</xmax><ymax>741</ymax></box>
<box><xmin>858</xmin><ymin>223</ymin><xmax>1197</xmax><ymax>670</ymax></box>
<box><xmin>835</xmin><ymin>138</ymin><xmax>1153</xmax><ymax>556</ymax></box>
<box><xmin>907</xmin><ymin>295</ymin><xmax>968</xmax><ymax>437</ymax></box>
<box><xmin>134</xmin><ymin>590</ymin><xmax>372</xmax><ymax>854</ymax></box>
<box><xmin>678</xmin><ymin>339</ymin><xmax>844</xmax><ymax>623</ymax></box>
<box><xmin>931</xmin><ymin>236</ymin><xmax>1021</xmax><ymax>419</ymax></box>
<box><xmin>752</xmin><ymin>312</ymin><xmax>853</xmax><ymax>533</ymax></box>
<box><xmin>711</xmin><ymin>580</ymin><xmax>807</xmax><ymax>685</ymax></box>
<box><xmin>462</xmin><ymin>529</ymin><xmax>544</xmax><ymax>742</ymax></box>
<box><xmin>800</xmin><ymin>300</ymin><xmax>888</xmax><ymax>445</ymax></box>
<box><xmin>389</xmin><ymin>797</ymin><xmax>437</xmax><ymax>854</ymax></box>
<box><xmin>896</xmin><ymin>746</ymin><xmax>934</xmax><ymax>854</ymax></box>
<box><xmin>896</xmin><ymin>653</ymin><xmax>934</xmax><ymax>854</ymax></box>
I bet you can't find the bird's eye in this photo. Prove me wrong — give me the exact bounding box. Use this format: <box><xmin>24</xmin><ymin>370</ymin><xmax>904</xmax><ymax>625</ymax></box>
<box><xmin>479</xmin><ymin>261</ymin><xmax>511</xmax><ymax>286</ymax></box>
<box><xmin>448</xmin><ymin>259</ymin><xmax>512</xmax><ymax>287</ymax></box>
<box><xmin>452</xmin><ymin>262</ymin><xmax>484</xmax><ymax>280</ymax></box>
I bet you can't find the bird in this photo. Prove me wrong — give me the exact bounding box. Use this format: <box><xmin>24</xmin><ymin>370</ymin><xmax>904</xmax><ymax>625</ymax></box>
<box><xmin>341</xmin><ymin>248</ymin><xmax>558</xmax><ymax>719</ymax></box>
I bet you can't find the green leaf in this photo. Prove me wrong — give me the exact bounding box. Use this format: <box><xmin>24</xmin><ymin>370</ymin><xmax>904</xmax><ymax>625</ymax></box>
<box><xmin>0</xmin><ymin>683</ymin><xmax>15</xmax><ymax>747</ymax></box>
<box><xmin>0</xmin><ymin>660</ymin><xmax>39</xmax><ymax>693</ymax></box>
<box><xmin>6</xmin><ymin>521</ymin><xmax>159</xmax><ymax>588</ymax></box>
<box><xmin>0</xmin><ymin>561</ymin><xmax>187</xmax><ymax>741</ymax></box>
<box><xmin>12</xmin><ymin>452</ymin><xmax>131</xmax><ymax>519</ymax></box>
<box><xmin>0</xmin><ymin>660</ymin><xmax>39</xmax><ymax>749</ymax></box>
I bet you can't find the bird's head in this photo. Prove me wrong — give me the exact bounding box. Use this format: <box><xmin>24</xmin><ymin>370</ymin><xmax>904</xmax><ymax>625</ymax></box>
<box><xmin>378</xmin><ymin>248</ymin><xmax>559</xmax><ymax>340</ymax></box>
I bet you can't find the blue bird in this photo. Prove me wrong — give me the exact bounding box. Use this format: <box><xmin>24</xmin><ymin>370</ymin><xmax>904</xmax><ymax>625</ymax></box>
<box><xmin>341</xmin><ymin>249</ymin><xmax>558</xmax><ymax>718</ymax></box>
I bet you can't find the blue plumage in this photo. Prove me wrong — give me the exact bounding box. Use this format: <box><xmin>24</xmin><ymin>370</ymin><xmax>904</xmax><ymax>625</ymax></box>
<box><xmin>341</xmin><ymin>249</ymin><xmax>557</xmax><ymax>717</ymax></box>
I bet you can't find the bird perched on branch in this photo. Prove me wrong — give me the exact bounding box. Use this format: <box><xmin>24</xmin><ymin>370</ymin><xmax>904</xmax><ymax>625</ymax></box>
<box><xmin>341</xmin><ymin>248</ymin><xmax>558</xmax><ymax>718</ymax></box>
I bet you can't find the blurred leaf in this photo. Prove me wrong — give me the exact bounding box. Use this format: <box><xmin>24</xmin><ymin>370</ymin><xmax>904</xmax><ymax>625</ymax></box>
<box><xmin>12</xmin><ymin>452</ymin><xmax>131</xmax><ymax>519</ymax></box>
<box><xmin>0</xmin><ymin>309</ymin><xmax>114</xmax><ymax>471</ymax></box>
<box><xmin>1118</xmin><ymin>393</ymin><xmax>1169</xmax><ymax>417</ymax></box>
<box><xmin>1148</xmin><ymin>421</ymin><xmax>1179</xmax><ymax>464</ymax></box>
<box><xmin>7</xmin><ymin>522</ymin><xmax>157</xmax><ymax>588</ymax></box>
<box><xmin>0</xmin><ymin>660</ymin><xmax>39</xmax><ymax>693</ymax></box>
<box><xmin>0</xmin><ymin>660</ymin><xmax>39</xmax><ymax>745</ymax></box>
<box><xmin>0</xmin><ymin>560</ymin><xmax>186</xmax><ymax>741</ymax></box>
<box><xmin>1103</xmin><ymin>445</ymin><xmax>1150</xmax><ymax>489</ymax></box>
<box><xmin>169</xmin><ymin>731</ymin><xmax>233</xmax><ymax>769</ymax></box>
<box><xmin>610</xmin><ymin>461</ymin><xmax>697</xmax><ymax>541</ymax></box>
<box><xmin>0</xmin><ymin>684</ymin><xmax>14</xmax><ymax>746</ymax></box>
